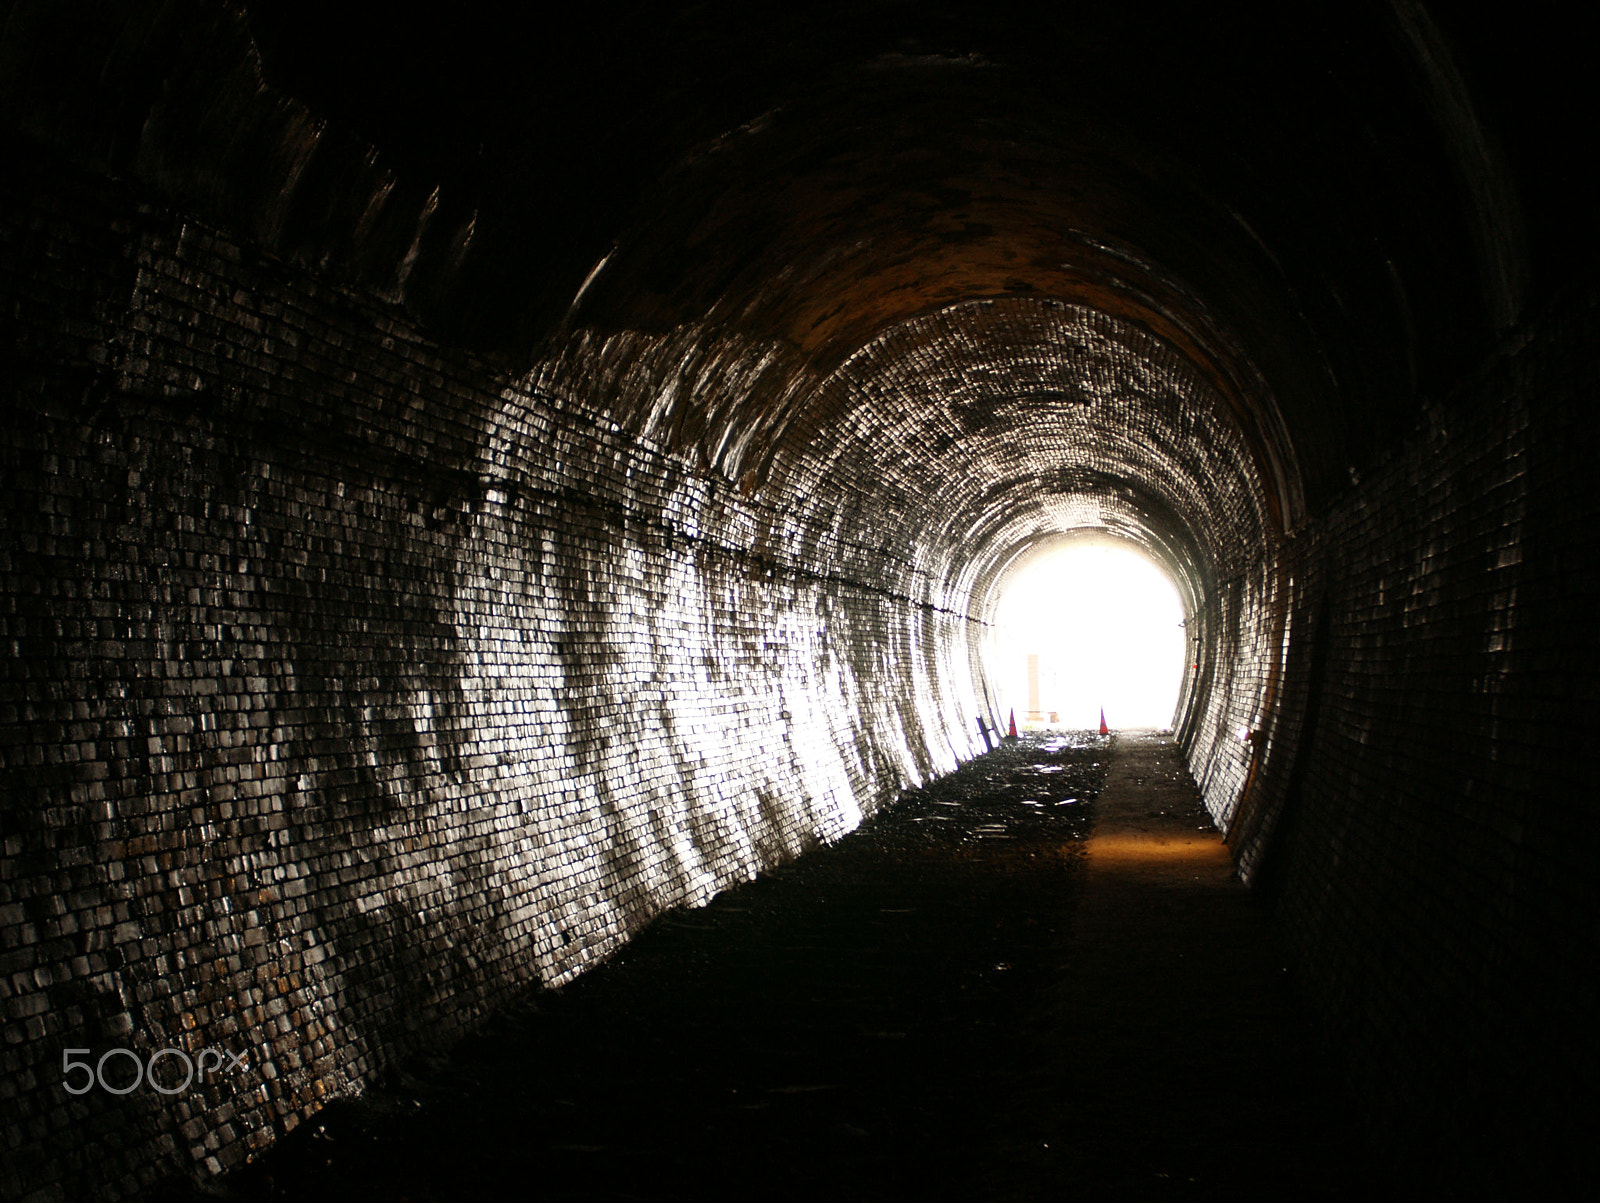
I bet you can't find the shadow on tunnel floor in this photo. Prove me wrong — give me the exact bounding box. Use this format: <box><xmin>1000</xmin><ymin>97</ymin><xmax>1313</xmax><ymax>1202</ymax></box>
<box><xmin>149</xmin><ymin>733</ymin><xmax>1375</xmax><ymax>1202</ymax></box>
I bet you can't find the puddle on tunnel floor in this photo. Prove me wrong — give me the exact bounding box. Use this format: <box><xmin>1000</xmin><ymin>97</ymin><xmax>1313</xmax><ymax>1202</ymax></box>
<box><xmin>148</xmin><ymin>733</ymin><xmax>1368</xmax><ymax>1202</ymax></box>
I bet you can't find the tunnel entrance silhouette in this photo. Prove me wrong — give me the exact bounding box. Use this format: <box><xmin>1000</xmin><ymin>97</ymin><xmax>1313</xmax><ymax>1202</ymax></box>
<box><xmin>982</xmin><ymin>538</ymin><xmax>1187</xmax><ymax>732</ymax></box>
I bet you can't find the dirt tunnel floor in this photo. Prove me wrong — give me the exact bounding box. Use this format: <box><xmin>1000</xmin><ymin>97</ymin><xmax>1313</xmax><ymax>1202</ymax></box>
<box><xmin>160</xmin><ymin>731</ymin><xmax>1374</xmax><ymax>1201</ymax></box>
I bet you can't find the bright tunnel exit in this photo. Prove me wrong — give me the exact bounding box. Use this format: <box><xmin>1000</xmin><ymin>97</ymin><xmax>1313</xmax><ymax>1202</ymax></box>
<box><xmin>984</xmin><ymin>541</ymin><xmax>1187</xmax><ymax>731</ymax></box>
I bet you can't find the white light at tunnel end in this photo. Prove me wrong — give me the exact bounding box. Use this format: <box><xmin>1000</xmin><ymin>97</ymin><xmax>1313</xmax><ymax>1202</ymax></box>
<box><xmin>984</xmin><ymin>541</ymin><xmax>1187</xmax><ymax>731</ymax></box>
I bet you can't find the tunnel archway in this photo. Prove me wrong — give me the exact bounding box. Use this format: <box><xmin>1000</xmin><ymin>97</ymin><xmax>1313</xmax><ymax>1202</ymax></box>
<box><xmin>2</xmin><ymin>2</ymin><xmax>1596</xmax><ymax>1198</ymax></box>
<box><xmin>528</xmin><ymin>83</ymin><xmax>1303</xmax><ymax>844</ymax></box>
<box><xmin>981</xmin><ymin>536</ymin><xmax>1187</xmax><ymax>732</ymax></box>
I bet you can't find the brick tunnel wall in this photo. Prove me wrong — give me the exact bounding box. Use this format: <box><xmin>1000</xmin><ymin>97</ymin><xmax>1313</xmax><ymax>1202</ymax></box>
<box><xmin>1195</xmin><ymin>291</ymin><xmax>1600</xmax><ymax>1188</ymax></box>
<box><xmin>0</xmin><ymin>149</ymin><xmax>987</xmax><ymax>1201</ymax></box>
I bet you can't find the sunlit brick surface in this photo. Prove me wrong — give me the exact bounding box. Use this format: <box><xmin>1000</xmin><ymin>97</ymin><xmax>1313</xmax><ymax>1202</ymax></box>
<box><xmin>0</xmin><ymin>159</ymin><xmax>980</xmax><ymax>1198</ymax></box>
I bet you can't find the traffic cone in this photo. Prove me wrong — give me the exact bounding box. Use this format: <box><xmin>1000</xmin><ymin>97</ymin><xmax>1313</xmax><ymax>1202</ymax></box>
<box><xmin>1098</xmin><ymin>707</ymin><xmax>1109</xmax><ymax>736</ymax></box>
<box><xmin>1007</xmin><ymin>709</ymin><xmax>1018</xmax><ymax>739</ymax></box>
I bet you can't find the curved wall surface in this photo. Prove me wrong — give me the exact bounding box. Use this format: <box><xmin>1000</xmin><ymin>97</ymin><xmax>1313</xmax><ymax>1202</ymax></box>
<box><xmin>0</xmin><ymin>156</ymin><xmax>988</xmax><ymax>1195</ymax></box>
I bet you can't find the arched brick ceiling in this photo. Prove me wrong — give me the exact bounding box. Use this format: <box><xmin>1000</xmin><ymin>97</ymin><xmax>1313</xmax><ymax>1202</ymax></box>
<box><xmin>802</xmin><ymin>300</ymin><xmax>1269</xmax><ymax>612</ymax></box>
<box><xmin>562</xmin><ymin>71</ymin><xmax>1302</xmax><ymax>511</ymax></box>
<box><xmin>522</xmin><ymin>59</ymin><xmax>1311</xmax><ymax>612</ymax></box>
<box><xmin>235</xmin><ymin>0</ymin><xmax>1533</xmax><ymax>608</ymax></box>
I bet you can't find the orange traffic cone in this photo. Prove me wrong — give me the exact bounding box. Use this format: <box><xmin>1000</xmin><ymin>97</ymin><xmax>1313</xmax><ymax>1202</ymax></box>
<box><xmin>1098</xmin><ymin>707</ymin><xmax>1109</xmax><ymax>736</ymax></box>
<box><xmin>1007</xmin><ymin>709</ymin><xmax>1018</xmax><ymax>739</ymax></box>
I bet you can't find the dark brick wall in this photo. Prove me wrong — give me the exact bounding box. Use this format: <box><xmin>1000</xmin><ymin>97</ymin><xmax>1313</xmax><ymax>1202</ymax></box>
<box><xmin>1198</xmin><ymin>291</ymin><xmax>1600</xmax><ymax>1190</ymax></box>
<box><xmin>0</xmin><ymin>150</ymin><xmax>985</xmax><ymax>1201</ymax></box>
